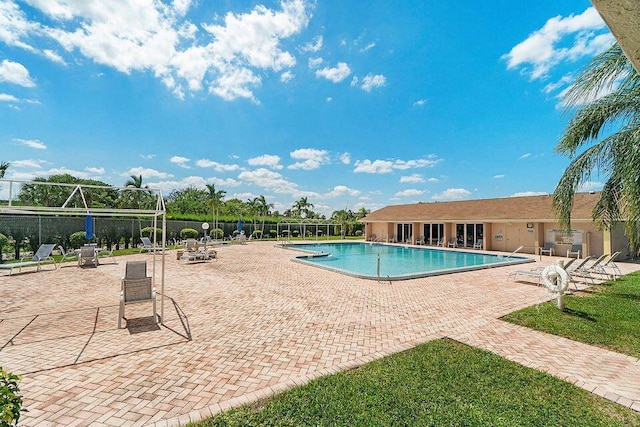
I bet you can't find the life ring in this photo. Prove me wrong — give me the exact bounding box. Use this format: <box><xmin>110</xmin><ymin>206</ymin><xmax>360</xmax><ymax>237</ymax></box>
<box><xmin>541</xmin><ymin>265</ymin><xmax>570</xmax><ymax>293</ymax></box>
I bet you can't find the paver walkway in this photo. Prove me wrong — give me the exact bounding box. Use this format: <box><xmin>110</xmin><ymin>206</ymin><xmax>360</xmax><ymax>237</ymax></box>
<box><xmin>1</xmin><ymin>241</ymin><xmax>639</xmax><ymax>426</ymax></box>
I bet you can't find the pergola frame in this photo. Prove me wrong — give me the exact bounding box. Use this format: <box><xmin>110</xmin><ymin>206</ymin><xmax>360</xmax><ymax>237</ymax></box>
<box><xmin>0</xmin><ymin>179</ymin><xmax>169</xmax><ymax>323</ymax></box>
<box><xmin>276</xmin><ymin>218</ymin><xmax>339</xmax><ymax>240</ymax></box>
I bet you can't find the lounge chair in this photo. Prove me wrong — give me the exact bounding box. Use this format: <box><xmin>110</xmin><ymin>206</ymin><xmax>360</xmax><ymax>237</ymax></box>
<box><xmin>513</xmin><ymin>258</ymin><xmax>579</xmax><ymax>289</ymax></box>
<box><xmin>184</xmin><ymin>238</ymin><xmax>198</xmax><ymax>252</ymax></box>
<box><xmin>58</xmin><ymin>245</ymin><xmax>78</xmax><ymax>264</ymax></box>
<box><xmin>539</xmin><ymin>242</ymin><xmax>555</xmax><ymax>256</ymax></box>
<box><xmin>473</xmin><ymin>239</ymin><xmax>483</xmax><ymax>250</ymax></box>
<box><xmin>367</xmin><ymin>234</ymin><xmax>377</xmax><ymax>242</ymax></box>
<box><xmin>140</xmin><ymin>237</ymin><xmax>162</xmax><ymax>253</ymax></box>
<box><xmin>98</xmin><ymin>247</ymin><xmax>116</xmax><ymax>264</ymax></box>
<box><xmin>416</xmin><ymin>236</ymin><xmax>425</xmax><ymax>245</ymax></box>
<box><xmin>0</xmin><ymin>243</ymin><xmax>57</xmax><ymax>275</ymax></box>
<box><xmin>78</xmin><ymin>245</ymin><xmax>98</xmax><ymax>268</ymax></box>
<box><xmin>389</xmin><ymin>234</ymin><xmax>398</xmax><ymax>243</ymax></box>
<box><xmin>567</xmin><ymin>244</ymin><xmax>581</xmax><ymax>258</ymax></box>
<box><xmin>436</xmin><ymin>238</ymin><xmax>444</xmax><ymax>247</ymax></box>
<box><xmin>568</xmin><ymin>255</ymin><xmax>604</xmax><ymax>284</ymax></box>
<box><xmin>595</xmin><ymin>251</ymin><xmax>622</xmax><ymax>280</ymax></box>
<box><xmin>447</xmin><ymin>238</ymin><xmax>457</xmax><ymax>248</ymax></box>
<box><xmin>118</xmin><ymin>261</ymin><xmax>157</xmax><ymax>328</ymax></box>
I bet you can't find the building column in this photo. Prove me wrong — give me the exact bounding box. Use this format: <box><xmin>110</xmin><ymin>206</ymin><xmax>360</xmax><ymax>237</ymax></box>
<box><xmin>603</xmin><ymin>229</ymin><xmax>613</xmax><ymax>256</ymax></box>
<box><xmin>483</xmin><ymin>223</ymin><xmax>491</xmax><ymax>250</ymax></box>
<box><xmin>412</xmin><ymin>222</ymin><xmax>420</xmax><ymax>245</ymax></box>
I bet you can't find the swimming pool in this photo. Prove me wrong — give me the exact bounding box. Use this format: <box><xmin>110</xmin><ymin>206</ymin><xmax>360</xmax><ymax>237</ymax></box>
<box><xmin>286</xmin><ymin>242</ymin><xmax>532</xmax><ymax>280</ymax></box>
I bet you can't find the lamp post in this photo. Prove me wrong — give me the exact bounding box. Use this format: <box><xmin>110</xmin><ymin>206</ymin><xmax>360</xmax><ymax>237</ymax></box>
<box><xmin>202</xmin><ymin>222</ymin><xmax>210</xmax><ymax>250</ymax></box>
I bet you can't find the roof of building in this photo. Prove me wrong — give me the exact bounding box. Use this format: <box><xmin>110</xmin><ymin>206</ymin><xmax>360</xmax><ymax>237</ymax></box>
<box><xmin>362</xmin><ymin>192</ymin><xmax>600</xmax><ymax>223</ymax></box>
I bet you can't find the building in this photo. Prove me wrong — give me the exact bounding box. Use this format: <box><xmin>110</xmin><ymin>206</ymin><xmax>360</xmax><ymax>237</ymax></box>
<box><xmin>361</xmin><ymin>192</ymin><xmax>631</xmax><ymax>260</ymax></box>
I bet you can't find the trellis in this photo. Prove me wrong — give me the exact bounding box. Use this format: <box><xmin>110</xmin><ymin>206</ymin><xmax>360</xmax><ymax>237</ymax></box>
<box><xmin>0</xmin><ymin>179</ymin><xmax>169</xmax><ymax>322</ymax></box>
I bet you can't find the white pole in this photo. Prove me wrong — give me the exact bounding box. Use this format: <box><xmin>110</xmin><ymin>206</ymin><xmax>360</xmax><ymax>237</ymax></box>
<box><xmin>556</xmin><ymin>259</ymin><xmax>565</xmax><ymax>310</ymax></box>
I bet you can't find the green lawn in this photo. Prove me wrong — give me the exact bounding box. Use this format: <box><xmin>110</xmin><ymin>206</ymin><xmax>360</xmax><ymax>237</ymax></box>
<box><xmin>187</xmin><ymin>339</ymin><xmax>639</xmax><ymax>427</ymax></box>
<box><xmin>503</xmin><ymin>271</ymin><xmax>640</xmax><ymax>357</ymax></box>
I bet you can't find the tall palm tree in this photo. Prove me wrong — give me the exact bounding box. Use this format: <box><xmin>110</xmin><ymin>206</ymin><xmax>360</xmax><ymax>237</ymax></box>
<box><xmin>355</xmin><ymin>207</ymin><xmax>370</xmax><ymax>220</ymax></box>
<box><xmin>553</xmin><ymin>42</ymin><xmax>640</xmax><ymax>252</ymax></box>
<box><xmin>293</xmin><ymin>196</ymin><xmax>314</xmax><ymax>218</ymax></box>
<box><xmin>205</xmin><ymin>183</ymin><xmax>226</xmax><ymax>232</ymax></box>
<box><xmin>0</xmin><ymin>162</ymin><xmax>9</xmax><ymax>179</ymax></box>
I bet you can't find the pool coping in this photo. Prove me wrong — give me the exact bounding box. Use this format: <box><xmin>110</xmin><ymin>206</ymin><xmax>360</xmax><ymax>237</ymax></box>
<box><xmin>280</xmin><ymin>241</ymin><xmax>535</xmax><ymax>281</ymax></box>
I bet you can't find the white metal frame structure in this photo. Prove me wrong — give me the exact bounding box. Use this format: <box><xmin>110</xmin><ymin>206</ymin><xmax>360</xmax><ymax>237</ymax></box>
<box><xmin>0</xmin><ymin>179</ymin><xmax>169</xmax><ymax>323</ymax></box>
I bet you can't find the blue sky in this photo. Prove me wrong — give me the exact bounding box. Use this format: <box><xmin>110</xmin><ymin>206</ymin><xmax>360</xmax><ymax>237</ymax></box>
<box><xmin>0</xmin><ymin>0</ymin><xmax>614</xmax><ymax>216</ymax></box>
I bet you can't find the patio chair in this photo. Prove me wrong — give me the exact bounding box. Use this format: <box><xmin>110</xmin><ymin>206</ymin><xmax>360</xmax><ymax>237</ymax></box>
<box><xmin>58</xmin><ymin>245</ymin><xmax>78</xmax><ymax>264</ymax></box>
<box><xmin>447</xmin><ymin>238</ymin><xmax>457</xmax><ymax>248</ymax></box>
<box><xmin>567</xmin><ymin>244</ymin><xmax>581</xmax><ymax>258</ymax></box>
<box><xmin>184</xmin><ymin>238</ymin><xmax>198</xmax><ymax>252</ymax></box>
<box><xmin>118</xmin><ymin>260</ymin><xmax>157</xmax><ymax>328</ymax></box>
<box><xmin>367</xmin><ymin>234</ymin><xmax>377</xmax><ymax>242</ymax></box>
<box><xmin>473</xmin><ymin>239</ymin><xmax>483</xmax><ymax>250</ymax></box>
<box><xmin>389</xmin><ymin>234</ymin><xmax>398</xmax><ymax>243</ymax></box>
<box><xmin>0</xmin><ymin>243</ymin><xmax>57</xmax><ymax>275</ymax></box>
<box><xmin>436</xmin><ymin>238</ymin><xmax>444</xmax><ymax>247</ymax></box>
<box><xmin>416</xmin><ymin>236</ymin><xmax>425</xmax><ymax>245</ymax></box>
<box><xmin>539</xmin><ymin>242</ymin><xmax>555</xmax><ymax>256</ymax></box>
<box><xmin>140</xmin><ymin>237</ymin><xmax>162</xmax><ymax>253</ymax></box>
<box><xmin>98</xmin><ymin>247</ymin><xmax>116</xmax><ymax>264</ymax></box>
<box><xmin>595</xmin><ymin>251</ymin><xmax>622</xmax><ymax>280</ymax></box>
<box><xmin>78</xmin><ymin>245</ymin><xmax>98</xmax><ymax>268</ymax></box>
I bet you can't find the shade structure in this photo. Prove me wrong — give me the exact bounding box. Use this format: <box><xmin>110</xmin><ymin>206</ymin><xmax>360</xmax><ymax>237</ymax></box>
<box><xmin>237</xmin><ymin>218</ymin><xmax>243</xmax><ymax>233</ymax></box>
<box><xmin>85</xmin><ymin>214</ymin><xmax>95</xmax><ymax>239</ymax></box>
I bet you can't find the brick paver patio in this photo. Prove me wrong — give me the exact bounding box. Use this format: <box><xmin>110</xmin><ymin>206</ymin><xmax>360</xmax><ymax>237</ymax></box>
<box><xmin>1</xmin><ymin>241</ymin><xmax>639</xmax><ymax>426</ymax></box>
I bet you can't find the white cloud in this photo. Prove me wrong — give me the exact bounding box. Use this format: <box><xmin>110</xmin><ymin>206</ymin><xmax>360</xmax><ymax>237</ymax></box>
<box><xmin>543</xmin><ymin>73</ymin><xmax>574</xmax><ymax>94</ymax></box>
<box><xmin>355</xmin><ymin>155</ymin><xmax>443</xmax><ymax>173</ymax></box>
<box><xmin>519</xmin><ymin>153</ymin><xmax>532</xmax><ymax>160</ymax></box>
<box><xmin>146</xmin><ymin>176</ymin><xmax>207</xmax><ymax>192</ymax></box>
<box><xmin>353</xmin><ymin>159</ymin><xmax>394</xmax><ymax>174</ymax></box>
<box><xmin>15</xmin><ymin>138</ymin><xmax>46</xmax><ymax>149</ymax></box>
<box><xmin>360</xmin><ymin>42</ymin><xmax>375</xmax><ymax>52</ymax></box>
<box><xmin>238</xmin><ymin>167</ymin><xmax>319</xmax><ymax>198</ymax></box>
<box><xmin>399</xmin><ymin>174</ymin><xmax>424</xmax><ymax>184</ymax></box>
<box><xmin>427</xmin><ymin>177</ymin><xmax>439</xmax><ymax>183</ymax></box>
<box><xmin>432</xmin><ymin>188</ymin><xmax>472</xmax><ymax>201</ymax></box>
<box><xmin>493</xmin><ymin>174</ymin><xmax>505</xmax><ymax>179</ymax></box>
<box><xmin>10</xmin><ymin>159</ymin><xmax>45</xmax><ymax>168</ymax></box>
<box><xmin>360</xmin><ymin>73</ymin><xmax>386</xmax><ymax>92</ymax></box>
<box><xmin>140</xmin><ymin>153</ymin><xmax>156</xmax><ymax>159</ymax></box>
<box><xmin>8</xmin><ymin>0</ymin><xmax>311</xmax><ymax>101</ymax></box>
<box><xmin>577</xmin><ymin>180</ymin><xmax>604</xmax><ymax>192</ymax></box>
<box><xmin>123</xmin><ymin>167</ymin><xmax>173</xmax><ymax>179</ymax></box>
<box><xmin>280</xmin><ymin>70</ymin><xmax>294</xmax><ymax>82</ymax></box>
<box><xmin>413</xmin><ymin>99</ymin><xmax>427</xmax><ymax>107</ymax></box>
<box><xmin>85</xmin><ymin>166</ymin><xmax>105</xmax><ymax>174</ymax></box>
<box><xmin>196</xmin><ymin>158</ymin><xmax>240</xmax><ymax>172</ymax></box>
<box><xmin>315</xmin><ymin>62</ymin><xmax>351</xmax><ymax>83</ymax></box>
<box><xmin>510</xmin><ymin>191</ymin><xmax>548</xmax><ymax>197</ymax></box>
<box><xmin>308</xmin><ymin>57</ymin><xmax>323</xmax><ymax>68</ymax></box>
<box><xmin>248</xmin><ymin>154</ymin><xmax>282</xmax><ymax>169</ymax></box>
<box><xmin>288</xmin><ymin>148</ymin><xmax>329</xmax><ymax>170</ymax></box>
<box><xmin>0</xmin><ymin>93</ymin><xmax>18</xmax><ymax>102</ymax></box>
<box><xmin>395</xmin><ymin>189</ymin><xmax>424</xmax><ymax>197</ymax></box>
<box><xmin>503</xmin><ymin>7</ymin><xmax>614</xmax><ymax>80</ymax></box>
<box><xmin>340</xmin><ymin>152</ymin><xmax>351</xmax><ymax>164</ymax></box>
<box><xmin>170</xmin><ymin>155</ymin><xmax>191</xmax><ymax>168</ymax></box>
<box><xmin>210</xmin><ymin>177</ymin><xmax>242</xmax><ymax>187</ymax></box>
<box><xmin>233</xmin><ymin>192</ymin><xmax>259</xmax><ymax>200</ymax></box>
<box><xmin>300</xmin><ymin>35</ymin><xmax>322</xmax><ymax>52</ymax></box>
<box><xmin>326</xmin><ymin>97</ymin><xmax>332</xmax><ymax>102</ymax></box>
<box><xmin>325</xmin><ymin>185</ymin><xmax>360</xmax><ymax>198</ymax></box>
<box><xmin>42</xmin><ymin>49</ymin><xmax>66</xmax><ymax>64</ymax></box>
<box><xmin>0</xmin><ymin>60</ymin><xmax>36</xmax><ymax>87</ymax></box>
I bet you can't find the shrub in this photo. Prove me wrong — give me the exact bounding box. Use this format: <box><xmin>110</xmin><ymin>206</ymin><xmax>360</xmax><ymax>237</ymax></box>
<box><xmin>355</xmin><ymin>230</ymin><xmax>363</xmax><ymax>237</ymax></box>
<box><xmin>0</xmin><ymin>233</ymin><xmax>7</xmax><ymax>264</ymax></box>
<box><xmin>69</xmin><ymin>231</ymin><xmax>90</xmax><ymax>248</ymax></box>
<box><xmin>251</xmin><ymin>230</ymin><xmax>263</xmax><ymax>239</ymax></box>
<box><xmin>141</xmin><ymin>226</ymin><xmax>162</xmax><ymax>242</ymax></box>
<box><xmin>269</xmin><ymin>230</ymin><xmax>277</xmax><ymax>238</ymax></box>
<box><xmin>0</xmin><ymin>366</ymin><xmax>23</xmax><ymax>427</ymax></box>
<box><xmin>232</xmin><ymin>230</ymin><xmax>240</xmax><ymax>237</ymax></box>
<box><xmin>210</xmin><ymin>228</ymin><xmax>224</xmax><ymax>239</ymax></box>
<box><xmin>180</xmin><ymin>228</ymin><xmax>199</xmax><ymax>239</ymax></box>
<box><xmin>292</xmin><ymin>230</ymin><xmax>300</xmax><ymax>237</ymax></box>
<box><xmin>281</xmin><ymin>230</ymin><xmax>290</xmax><ymax>237</ymax></box>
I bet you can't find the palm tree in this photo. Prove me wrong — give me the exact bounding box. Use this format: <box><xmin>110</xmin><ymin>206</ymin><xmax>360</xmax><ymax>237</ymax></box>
<box><xmin>205</xmin><ymin>183</ymin><xmax>226</xmax><ymax>232</ymax></box>
<box><xmin>553</xmin><ymin>42</ymin><xmax>640</xmax><ymax>252</ymax></box>
<box><xmin>355</xmin><ymin>207</ymin><xmax>370</xmax><ymax>220</ymax></box>
<box><xmin>255</xmin><ymin>195</ymin><xmax>273</xmax><ymax>235</ymax></box>
<box><xmin>0</xmin><ymin>162</ymin><xmax>8</xmax><ymax>179</ymax></box>
<box><xmin>293</xmin><ymin>196</ymin><xmax>314</xmax><ymax>218</ymax></box>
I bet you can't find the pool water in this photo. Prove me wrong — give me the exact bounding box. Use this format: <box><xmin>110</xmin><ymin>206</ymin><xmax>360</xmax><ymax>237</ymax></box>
<box><xmin>287</xmin><ymin>242</ymin><xmax>532</xmax><ymax>280</ymax></box>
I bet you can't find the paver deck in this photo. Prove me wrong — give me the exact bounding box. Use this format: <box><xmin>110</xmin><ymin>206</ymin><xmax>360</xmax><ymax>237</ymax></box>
<box><xmin>1</xmin><ymin>241</ymin><xmax>639</xmax><ymax>426</ymax></box>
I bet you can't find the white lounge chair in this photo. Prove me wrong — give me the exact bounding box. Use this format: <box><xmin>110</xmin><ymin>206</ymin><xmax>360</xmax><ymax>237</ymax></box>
<box><xmin>140</xmin><ymin>237</ymin><xmax>162</xmax><ymax>253</ymax></box>
<box><xmin>473</xmin><ymin>239</ymin><xmax>483</xmax><ymax>250</ymax></box>
<box><xmin>595</xmin><ymin>251</ymin><xmax>622</xmax><ymax>280</ymax></box>
<box><xmin>436</xmin><ymin>238</ymin><xmax>444</xmax><ymax>247</ymax></box>
<box><xmin>0</xmin><ymin>243</ymin><xmax>57</xmax><ymax>275</ymax></box>
<box><xmin>567</xmin><ymin>244</ymin><xmax>581</xmax><ymax>258</ymax></box>
<box><xmin>58</xmin><ymin>245</ymin><xmax>78</xmax><ymax>264</ymax></box>
<box><xmin>78</xmin><ymin>245</ymin><xmax>98</xmax><ymax>268</ymax></box>
<box><xmin>540</xmin><ymin>242</ymin><xmax>555</xmax><ymax>256</ymax></box>
<box><xmin>118</xmin><ymin>260</ymin><xmax>157</xmax><ymax>328</ymax></box>
<box><xmin>447</xmin><ymin>238</ymin><xmax>457</xmax><ymax>248</ymax></box>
